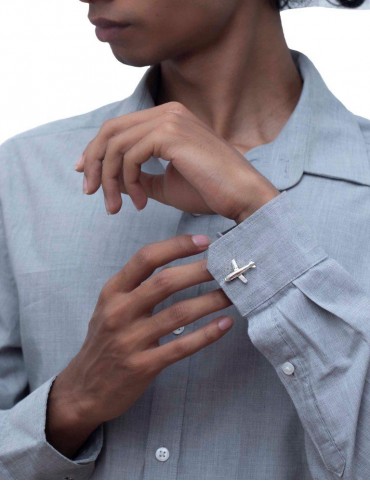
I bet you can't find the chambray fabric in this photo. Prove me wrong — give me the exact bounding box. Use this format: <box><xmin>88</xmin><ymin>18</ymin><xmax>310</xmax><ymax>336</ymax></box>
<box><xmin>1</xmin><ymin>49</ymin><xmax>370</xmax><ymax>480</ymax></box>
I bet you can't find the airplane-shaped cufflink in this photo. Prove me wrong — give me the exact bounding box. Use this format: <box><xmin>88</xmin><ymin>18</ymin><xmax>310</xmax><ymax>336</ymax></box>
<box><xmin>225</xmin><ymin>259</ymin><xmax>256</xmax><ymax>284</ymax></box>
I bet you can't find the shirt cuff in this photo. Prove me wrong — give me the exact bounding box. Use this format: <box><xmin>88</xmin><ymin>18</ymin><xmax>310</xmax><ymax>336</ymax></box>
<box><xmin>1</xmin><ymin>375</ymin><xmax>103</xmax><ymax>480</ymax></box>
<box><xmin>207</xmin><ymin>190</ymin><xmax>328</xmax><ymax>317</ymax></box>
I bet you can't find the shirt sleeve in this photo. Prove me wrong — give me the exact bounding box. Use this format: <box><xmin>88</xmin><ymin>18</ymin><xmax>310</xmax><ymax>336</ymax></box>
<box><xmin>207</xmin><ymin>190</ymin><xmax>370</xmax><ymax>480</ymax></box>
<box><xmin>0</xmin><ymin>197</ymin><xmax>104</xmax><ymax>480</ymax></box>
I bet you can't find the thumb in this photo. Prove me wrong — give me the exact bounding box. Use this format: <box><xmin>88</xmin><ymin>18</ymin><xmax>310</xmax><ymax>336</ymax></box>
<box><xmin>137</xmin><ymin>172</ymin><xmax>167</xmax><ymax>204</ymax></box>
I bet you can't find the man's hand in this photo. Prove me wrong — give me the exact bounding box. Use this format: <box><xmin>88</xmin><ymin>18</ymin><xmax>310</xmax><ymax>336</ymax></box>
<box><xmin>75</xmin><ymin>101</ymin><xmax>280</xmax><ymax>223</ymax></box>
<box><xmin>46</xmin><ymin>235</ymin><xmax>232</xmax><ymax>458</ymax></box>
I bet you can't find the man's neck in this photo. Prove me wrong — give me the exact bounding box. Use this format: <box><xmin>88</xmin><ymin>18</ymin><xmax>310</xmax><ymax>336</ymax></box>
<box><xmin>155</xmin><ymin>3</ymin><xmax>303</xmax><ymax>155</ymax></box>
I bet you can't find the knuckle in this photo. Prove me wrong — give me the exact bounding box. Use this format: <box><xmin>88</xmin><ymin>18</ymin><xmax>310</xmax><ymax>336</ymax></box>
<box><xmin>171</xmin><ymin>341</ymin><xmax>190</xmax><ymax>360</ymax></box>
<box><xmin>116</xmin><ymin>335</ymin><xmax>131</xmax><ymax>354</ymax></box>
<box><xmin>124</xmin><ymin>354</ymin><xmax>151</xmax><ymax>377</ymax></box>
<box><xmin>82</xmin><ymin>140</ymin><xmax>94</xmax><ymax>160</ymax></box>
<box><xmin>98</xmin><ymin>285</ymin><xmax>111</xmax><ymax>304</ymax></box>
<box><xmin>101</xmin><ymin>298</ymin><xmax>129</xmax><ymax>332</ymax></box>
<box><xmin>141</xmin><ymin>353</ymin><xmax>161</xmax><ymax>376</ymax></box>
<box><xmin>101</xmin><ymin>276</ymin><xmax>119</xmax><ymax>297</ymax></box>
<box><xmin>123</xmin><ymin>355</ymin><xmax>141</xmax><ymax>374</ymax></box>
<box><xmin>149</xmin><ymin>314</ymin><xmax>162</xmax><ymax>334</ymax></box>
<box><xmin>102</xmin><ymin>312</ymin><xmax>119</xmax><ymax>333</ymax></box>
<box><xmin>174</xmin><ymin>235</ymin><xmax>192</xmax><ymax>253</ymax></box>
<box><xmin>161</xmin><ymin>118</ymin><xmax>180</xmax><ymax>136</ymax></box>
<box><xmin>100</xmin><ymin>118</ymin><xmax>116</xmax><ymax>137</ymax></box>
<box><xmin>107</xmin><ymin>134</ymin><xmax>124</xmax><ymax>155</ymax></box>
<box><xmin>168</xmin><ymin>302</ymin><xmax>190</xmax><ymax>325</ymax></box>
<box><xmin>134</xmin><ymin>246</ymin><xmax>154</xmax><ymax>269</ymax></box>
<box><xmin>202</xmin><ymin>325</ymin><xmax>219</xmax><ymax>344</ymax></box>
<box><xmin>152</xmin><ymin>269</ymin><xmax>173</xmax><ymax>294</ymax></box>
<box><xmin>166</xmin><ymin>101</ymin><xmax>187</xmax><ymax>115</ymax></box>
<box><xmin>125</xmin><ymin>289</ymin><xmax>141</xmax><ymax>309</ymax></box>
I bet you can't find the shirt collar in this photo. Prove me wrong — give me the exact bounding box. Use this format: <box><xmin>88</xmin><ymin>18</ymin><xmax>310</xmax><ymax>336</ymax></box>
<box><xmin>124</xmin><ymin>49</ymin><xmax>370</xmax><ymax>190</ymax></box>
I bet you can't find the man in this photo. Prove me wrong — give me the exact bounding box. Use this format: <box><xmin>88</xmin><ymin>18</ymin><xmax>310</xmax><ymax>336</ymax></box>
<box><xmin>1</xmin><ymin>0</ymin><xmax>370</xmax><ymax>478</ymax></box>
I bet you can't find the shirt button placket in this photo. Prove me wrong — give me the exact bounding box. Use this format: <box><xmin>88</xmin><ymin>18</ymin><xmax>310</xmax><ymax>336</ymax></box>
<box><xmin>142</xmin><ymin>212</ymin><xmax>212</xmax><ymax>479</ymax></box>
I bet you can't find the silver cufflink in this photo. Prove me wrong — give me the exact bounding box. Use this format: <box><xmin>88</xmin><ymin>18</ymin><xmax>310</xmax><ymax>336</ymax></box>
<box><xmin>225</xmin><ymin>259</ymin><xmax>256</xmax><ymax>284</ymax></box>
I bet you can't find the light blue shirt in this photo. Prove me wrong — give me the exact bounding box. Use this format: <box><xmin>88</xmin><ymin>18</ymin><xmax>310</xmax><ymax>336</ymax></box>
<box><xmin>1</xmin><ymin>49</ymin><xmax>370</xmax><ymax>479</ymax></box>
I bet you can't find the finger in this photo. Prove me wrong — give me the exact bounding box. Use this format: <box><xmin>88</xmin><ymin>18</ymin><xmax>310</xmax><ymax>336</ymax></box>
<box><xmin>123</xmin><ymin>128</ymin><xmax>172</xmax><ymax>211</ymax></box>
<box><xmin>137</xmin><ymin>170</ymin><xmax>209</xmax><ymax>213</ymax></box>
<box><xmin>82</xmin><ymin>104</ymin><xmax>173</xmax><ymax>165</ymax></box>
<box><xmin>134</xmin><ymin>259</ymin><xmax>212</xmax><ymax>314</ymax></box>
<box><xmin>78</xmin><ymin>101</ymin><xmax>201</xmax><ymax>181</ymax></box>
<box><xmin>120</xmin><ymin>111</ymin><xmax>192</xmax><ymax>210</ymax></box>
<box><xmin>81</xmin><ymin>108</ymin><xmax>166</xmax><ymax>195</ymax></box>
<box><xmin>74</xmin><ymin>154</ymin><xmax>85</xmax><ymax>172</ymax></box>
<box><xmin>134</xmin><ymin>172</ymin><xmax>167</xmax><ymax>205</ymax></box>
<box><xmin>82</xmin><ymin>152</ymin><xmax>103</xmax><ymax>195</ymax></box>
<box><xmin>104</xmin><ymin>234</ymin><xmax>211</xmax><ymax>294</ymax></box>
<box><xmin>148</xmin><ymin>316</ymin><xmax>234</xmax><ymax>370</ymax></box>
<box><xmin>101</xmin><ymin>117</ymin><xmax>162</xmax><ymax>214</ymax></box>
<box><xmin>141</xmin><ymin>288</ymin><xmax>231</xmax><ymax>342</ymax></box>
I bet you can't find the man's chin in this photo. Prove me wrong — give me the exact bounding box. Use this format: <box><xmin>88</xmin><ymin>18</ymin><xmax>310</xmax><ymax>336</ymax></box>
<box><xmin>110</xmin><ymin>47</ymin><xmax>153</xmax><ymax>68</ymax></box>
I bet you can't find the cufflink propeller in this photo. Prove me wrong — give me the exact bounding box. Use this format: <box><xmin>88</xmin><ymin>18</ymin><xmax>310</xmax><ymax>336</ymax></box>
<box><xmin>225</xmin><ymin>259</ymin><xmax>256</xmax><ymax>284</ymax></box>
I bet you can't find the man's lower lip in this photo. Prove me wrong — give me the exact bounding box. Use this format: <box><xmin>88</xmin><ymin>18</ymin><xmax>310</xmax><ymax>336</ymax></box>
<box><xmin>95</xmin><ymin>25</ymin><xmax>130</xmax><ymax>42</ymax></box>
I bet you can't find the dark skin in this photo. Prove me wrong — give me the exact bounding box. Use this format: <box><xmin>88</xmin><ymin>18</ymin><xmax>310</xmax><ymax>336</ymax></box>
<box><xmin>46</xmin><ymin>0</ymin><xmax>303</xmax><ymax>458</ymax></box>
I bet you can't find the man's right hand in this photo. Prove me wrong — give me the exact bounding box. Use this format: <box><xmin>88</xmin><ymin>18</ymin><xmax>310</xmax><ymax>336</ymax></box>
<box><xmin>46</xmin><ymin>235</ymin><xmax>233</xmax><ymax>458</ymax></box>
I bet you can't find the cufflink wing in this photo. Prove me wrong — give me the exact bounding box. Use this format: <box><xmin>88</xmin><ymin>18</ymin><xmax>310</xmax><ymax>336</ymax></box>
<box><xmin>225</xmin><ymin>259</ymin><xmax>256</xmax><ymax>283</ymax></box>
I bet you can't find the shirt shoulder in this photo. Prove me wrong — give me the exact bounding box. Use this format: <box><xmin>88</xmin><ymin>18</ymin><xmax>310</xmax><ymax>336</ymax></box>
<box><xmin>0</xmin><ymin>95</ymin><xmax>134</xmax><ymax>151</ymax></box>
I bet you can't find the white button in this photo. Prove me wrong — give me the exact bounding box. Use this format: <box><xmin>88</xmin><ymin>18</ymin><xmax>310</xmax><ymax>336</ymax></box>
<box><xmin>282</xmin><ymin>362</ymin><xmax>295</xmax><ymax>376</ymax></box>
<box><xmin>191</xmin><ymin>213</ymin><xmax>202</xmax><ymax>217</ymax></box>
<box><xmin>155</xmin><ymin>447</ymin><xmax>170</xmax><ymax>462</ymax></box>
<box><xmin>172</xmin><ymin>326</ymin><xmax>185</xmax><ymax>335</ymax></box>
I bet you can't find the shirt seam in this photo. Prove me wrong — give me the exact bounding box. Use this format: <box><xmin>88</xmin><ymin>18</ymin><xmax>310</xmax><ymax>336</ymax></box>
<box><xmin>240</xmin><ymin>253</ymin><xmax>327</xmax><ymax>317</ymax></box>
<box><xmin>271</xmin><ymin>308</ymin><xmax>346</xmax><ymax>478</ymax></box>
<box><xmin>5</xmin><ymin>125</ymin><xmax>102</xmax><ymax>143</ymax></box>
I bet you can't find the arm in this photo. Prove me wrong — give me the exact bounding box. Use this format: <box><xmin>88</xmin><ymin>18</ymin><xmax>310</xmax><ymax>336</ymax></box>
<box><xmin>207</xmin><ymin>191</ymin><xmax>370</xmax><ymax>479</ymax></box>
<box><xmin>0</xmin><ymin>198</ymin><xmax>103</xmax><ymax>480</ymax></box>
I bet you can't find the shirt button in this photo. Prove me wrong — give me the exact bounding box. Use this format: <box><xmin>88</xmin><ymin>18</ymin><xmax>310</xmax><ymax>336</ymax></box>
<box><xmin>155</xmin><ymin>447</ymin><xmax>170</xmax><ymax>462</ymax></box>
<box><xmin>172</xmin><ymin>326</ymin><xmax>185</xmax><ymax>335</ymax></box>
<box><xmin>282</xmin><ymin>362</ymin><xmax>295</xmax><ymax>376</ymax></box>
<box><xmin>191</xmin><ymin>213</ymin><xmax>202</xmax><ymax>217</ymax></box>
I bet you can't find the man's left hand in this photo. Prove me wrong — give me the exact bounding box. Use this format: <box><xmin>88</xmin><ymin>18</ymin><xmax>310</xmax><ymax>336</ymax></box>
<box><xmin>75</xmin><ymin>101</ymin><xmax>280</xmax><ymax>223</ymax></box>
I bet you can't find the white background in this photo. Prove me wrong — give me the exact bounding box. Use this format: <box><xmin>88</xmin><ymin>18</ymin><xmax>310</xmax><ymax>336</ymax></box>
<box><xmin>0</xmin><ymin>1</ymin><xmax>370</xmax><ymax>145</ymax></box>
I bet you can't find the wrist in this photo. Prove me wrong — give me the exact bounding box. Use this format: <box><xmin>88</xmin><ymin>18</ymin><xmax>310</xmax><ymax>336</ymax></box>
<box><xmin>234</xmin><ymin>186</ymin><xmax>281</xmax><ymax>224</ymax></box>
<box><xmin>46</xmin><ymin>373</ymin><xmax>102</xmax><ymax>458</ymax></box>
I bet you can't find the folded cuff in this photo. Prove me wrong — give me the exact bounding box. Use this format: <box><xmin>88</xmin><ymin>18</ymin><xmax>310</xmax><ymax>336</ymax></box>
<box><xmin>207</xmin><ymin>191</ymin><xmax>328</xmax><ymax>317</ymax></box>
<box><xmin>0</xmin><ymin>375</ymin><xmax>103</xmax><ymax>480</ymax></box>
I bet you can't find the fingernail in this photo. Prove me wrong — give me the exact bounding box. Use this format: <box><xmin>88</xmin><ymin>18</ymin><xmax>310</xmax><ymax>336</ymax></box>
<box><xmin>83</xmin><ymin>175</ymin><xmax>89</xmax><ymax>194</ymax></box>
<box><xmin>218</xmin><ymin>317</ymin><xmax>233</xmax><ymax>331</ymax></box>
<box><xmin>192</xmin><ymin>235</ymin><xmax>210</xmax><ymax>248</ymax></box>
